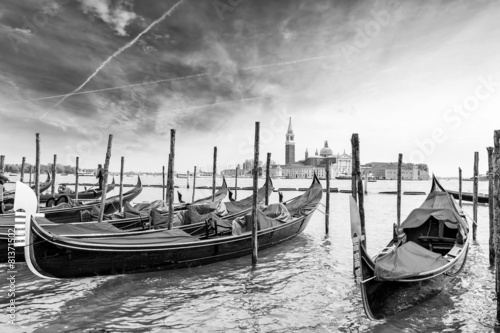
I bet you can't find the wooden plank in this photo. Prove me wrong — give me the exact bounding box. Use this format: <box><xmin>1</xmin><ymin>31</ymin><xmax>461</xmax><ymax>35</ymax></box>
<box><xmin>20</xmin><ymin>157</ymin><xmax>25</xmax><ymax>183</ymax></box>
<box><xmin>351</xmin><ymin>133</ymin><xmax>365</xmax><ymax>247</ymax></box>
<box><xmin>252</xmin><ymin>122</ymin><xmax>260</xmax><ymax>266</ymax></box>
<box><xmin>168</xmin><ymin>129</ymin><xmax>176</xmax><ymax>230</ymax></box>
<box><xmin>51</xmin><ymin>154</ymin><xmax>57</xmax><ymax>196</ymax></box>
<box><xmin>75</xmin><ymin>157</ymin><xmax>79</xmax><ymax>201</ymax></box>
<box><xmin>488</xmin><ymin>147</ymin><xmax>495</xmax><ymax>265</ymax></box>
<box><xmin>459</xmin><ymin>167</ymin><xmax>463</xmax><ymax>207</ymax></box>
<box><xmin>212</xmin><ymin>147</ymin><xmax>217</xmax><ymax>201</ymax></box>
<box><xmin>265</xmin><ymin>152</ymin><xmax>271</xmax><ymax>206</ymax></box>
<box><xmin>98</xmin><ymin>134</ymin><xmax>113</xmax><ymax>222</ymax></box>
<box><xmin>119</xmin><ymin>156</ymin><xmax>124</xmax><ymax>212</ymax></box>
<box><xmin>397</xmin><ymin>154</ymin><xmax>402</xmax><ymax>229</ymax></box>
<box><xmin>192</xmin><ymin>166</ymin><xmax>197</xmax><ymax>203</ymax></box>
<box><xmin>35</xmin><ymin>133</ymin><xmax>41</xmax><ymax>210</ymax></box>
<box><xmin>325</xmin><ymin>158</ymin><xmax>330</xmax><ymax>235</ymax></box>
<box><xmin>473</xmin><ymin>151</ymin><xmax>479</xmax><ymax>241</ymax></box>
<box><xmin>494</xmin><ymin>130</ymin><xmax>500</xmax><ymax>321</ymax></box>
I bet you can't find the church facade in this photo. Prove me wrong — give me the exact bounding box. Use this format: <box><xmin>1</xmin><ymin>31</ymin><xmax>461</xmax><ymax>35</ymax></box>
<box><xmin>281</xmin><ymin>118</ymin><xmax>352</xmax><ymax>179</ymax></box>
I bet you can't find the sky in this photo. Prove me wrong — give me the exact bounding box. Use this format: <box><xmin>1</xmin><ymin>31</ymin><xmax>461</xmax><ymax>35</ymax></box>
<box><xmin>0</xmin><ymin>0</ymin><xmax>499</xmax><ymax>176</ymax></box>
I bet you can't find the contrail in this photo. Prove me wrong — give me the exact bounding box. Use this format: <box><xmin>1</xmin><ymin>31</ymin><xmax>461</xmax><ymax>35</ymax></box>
<box><xmin>52</xmin><ymin>0</ymin><xmax>184</xmax><ymax>109</ymax></box>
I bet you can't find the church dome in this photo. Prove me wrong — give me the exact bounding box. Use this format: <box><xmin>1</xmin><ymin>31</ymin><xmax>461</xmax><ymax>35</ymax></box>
<box><xmin>320</xmin><ymin>140</ymin><xmax>333</xmax><ymax>157</ymax></box>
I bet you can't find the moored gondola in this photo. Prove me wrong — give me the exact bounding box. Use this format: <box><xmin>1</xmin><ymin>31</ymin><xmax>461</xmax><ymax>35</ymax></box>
<box><xmin>18</xmin><ymin>175</ymin><xmax>321</xmax><ymax>278</ymax></box>
<box><xmin>0</xmin><ymin>176</ymin><xmax>271</xmax><ymax>262</ymax></box>
<box><xmin>2</xmin><ymin>171</ymin><xmax>52</xmax><ymax>206</ymax></box>
<box><xmin>350</xmin><ymin>176</ymin><xmax>471</xmax><ymax>320</ymax></box>
<box><xmin>39</xmin><ymin>178</ymin><xmax>116</xmax><ymax>204</ymax></box>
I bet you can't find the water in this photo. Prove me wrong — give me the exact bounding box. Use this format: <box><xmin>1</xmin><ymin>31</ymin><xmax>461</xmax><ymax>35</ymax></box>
<box><xmin>0</xmin><ymin>176</ymin><xmax>497</xmax><ymax>332</ymax></box>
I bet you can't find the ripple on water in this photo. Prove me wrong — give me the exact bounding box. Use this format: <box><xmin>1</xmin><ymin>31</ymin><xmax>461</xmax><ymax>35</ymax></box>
<box><xmin>0</xmin><ymin>179</ymin><xmax>498</xmax><ymax>332</ymax></box>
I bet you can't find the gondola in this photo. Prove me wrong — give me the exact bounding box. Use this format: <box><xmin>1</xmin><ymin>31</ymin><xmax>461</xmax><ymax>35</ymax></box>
<box><xmin>2</xmin><ymin>171</ymin><xmax>52</xmax><ymax>205</ymax></box>
<box><xmin>447</xmin><ymin>190</ymin><xmax>488</xmax><ymax>204</ymax></box>
<box><xmin>0</xmin><ymin>176</ymin><xmax>251</xmax><ymax>262</ymax></box>
<box><xmin>39</xmin><ymin>178</ymin><xmax>116</xmax><ymax>204</ymax></box>
<box><xmin>350</xmin><ymin>176</ymin><xmax>471</xmax><ymax>320</ymax></box>
<box><xmin>2</xmin><ymin>177</ymin><xmax>142</xmax><ymax>224</ymax></box>
<box><xmin>18</xmin><ymin>175</ymin><xmax>321</xmax><ymax>278</ymax></box>
<box><xmin>108</xmin><ymin>176</ymin><xmax>272</xmax><ymax>234</ymax></box>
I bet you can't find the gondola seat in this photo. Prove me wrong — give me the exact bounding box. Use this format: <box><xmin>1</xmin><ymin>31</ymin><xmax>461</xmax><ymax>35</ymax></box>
<box><xmin>417</xmin><ymin>219</ymin><xmax>457</xmax><ymax>252</ymax></box>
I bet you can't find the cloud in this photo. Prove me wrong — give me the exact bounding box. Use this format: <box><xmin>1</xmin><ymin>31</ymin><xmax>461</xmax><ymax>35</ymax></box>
<box><xmin>78</xmin><ymin>0</ymin><xmax>137</xmax><ymax>36</ymax></box>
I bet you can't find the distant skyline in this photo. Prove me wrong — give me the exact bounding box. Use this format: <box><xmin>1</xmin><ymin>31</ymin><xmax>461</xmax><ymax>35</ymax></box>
<box><xmin>1</xmin><ymin>0</ymin><xmax>499</xmax><ymax>177</ymax></box>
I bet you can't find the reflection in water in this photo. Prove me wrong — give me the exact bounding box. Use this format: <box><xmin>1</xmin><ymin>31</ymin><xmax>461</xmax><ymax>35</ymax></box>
<box><xmin>0</xmin><ymin>178</ymin><xmax>497</xmax><ymax>332</ymax></box>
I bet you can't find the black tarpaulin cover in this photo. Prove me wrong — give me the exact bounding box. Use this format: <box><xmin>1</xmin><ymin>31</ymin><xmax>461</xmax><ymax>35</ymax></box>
<box><xmin>375</xmin><ymin>241</ymin><xmax>449</xmax><ymax>280</ymax></box>
<box><xmin>44</xmin><ymin>221</ymin><xmax>124</xmax><ymax>235</ymax></box>
<box><xmin>172</xmin><ymin>201</ymin><xmax>223</xmax><ymax>227</ymax></box>
<box><xmin>51</xmin><ymin>227</ymin><xmax>200</xmax><ymax>245</ymax></box>
<box><xmin>232</xmin><ymin>203</ymin><xmax>290</xmax><ymax>234</ymax></box>
<box><xmin>224</xmin><ymin>181</ymin><xmax>273</xmax><ymax>215</ymax></box>
<box><xmin>401</xmin><ymin>192</ymin><xmax>467</xmax><ymax>231</ymax></box>
<box><xmin>284</xmin><ymin>177</ymin><xmax>323</xmax><ymax>216</ymax></box>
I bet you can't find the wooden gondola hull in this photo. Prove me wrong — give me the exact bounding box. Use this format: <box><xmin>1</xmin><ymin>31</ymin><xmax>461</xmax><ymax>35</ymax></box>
<box><xmin>28</xmin><ymin>213</ymin><xmax>313</xmax><ymax>278</ymax></box>
<box><xmin>356</xmin><ymin>241</ymin><xmax>468</xmax><ymax>320</ymax></box>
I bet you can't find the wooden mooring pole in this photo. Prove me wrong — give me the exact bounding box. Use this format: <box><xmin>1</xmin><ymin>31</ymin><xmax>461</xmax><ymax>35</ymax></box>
<box><xmin>0</xmin><ymin>155</ymin><xmax>4</xmax><ymax>173</ymax></box>
<box><xmin>192</xmin><ymin>166</ymin><xmax>197</xmax><ymax>203</ymax></box>
<box><xmin>265</xmin><ymin>153</ymin><xmax>271</xmax><ymax>206</ymax></box>
<box><xmin>235</xmin><ymin>164</ymin><xmax>239</xmax><ymax>200</ymax></box>
<box><xmin>473</xmin><ymin>151</ymin><xmax>479</xmax><ymax>241</ymax></box>
<box><xmin>35</xmin><ymin>134</ymin><xmax>41</xmax><ymax>210</ymax></box>
<box><xmin>493</xmin><ymin>130</ymin><xmax>500</xmax><ymax>321</ymax></box>
<box><xmin>166</xmin><ymin>155</ymin><xmax>171</xmax><ymax>204</ymax></box>
<box><xmin>20</xmin><ymin>157</ymin><xmax>25</xmax><ymax>183</ymax></box>
<box><xmin>364</xmin><ymin>170</ymin><xmax>368</xmax><ymax>194</ymax></box>
<box><xmin>51</xmin><ymin>154</ymin><xmax>57</xmax><ymax>196</ymax></box>
<box><xmin>75</xmin><ymin>157</ymin><xmax>79</xmax><ymax>201</ymax></box>
<box><xmin>488</xmin><ymin>147</ymin><xmax>495</xmax><ymax>265</ymax></box>
<box><xmin>397</xmin><ymin>153</ymin><xmax>403</xmax><ymax>231</ymax></box>
<box><xmin>252</xmin><ymin>122</ymin><xmax>260</xmax><ymax>266</ymax></box>
<box><xmin>162</xmin><ymin>166</ymin><xmax>166</xmax><ymax>201</ymax></box>
<box><xmin>187</xmin><ymin>170</ymin><xmax>190</xmax><ymax>189</ymax></box>
<box><xmin>212</xmin><ymin>147</ymin><xmax>217</xmax><ymax>201</ymax></box>
<box><xmin>98</xmin><ymin>135</ymin><xmax>113</xmax><ymax>222</ymax></box>
<box><xmin>168</xmin><ymin>129</ymin><xmax>176</xmax><ymax>230</ymax></box>
<box><xmin>325</xmin><ymin>158</ymin><xmax>330</xmax><ymax>235</ymax></box>
<box><xmin>119</xmin><ymin>156</ymin><xmax>124</xmax><ymax>212</ymax></box>
<box><xmin>351</xmin><ymin>133</ymin><xmax>365</xmax><ymax>247</ymax></box>
<box><xmin>459</xmin><ymin>167</ymin><xmax>463</xmax><ymax>207</ymax></box>
<box><xmin>29</xmin><ymin>166</ymin><xmax>33</xmax><ymax>187</ymax></box>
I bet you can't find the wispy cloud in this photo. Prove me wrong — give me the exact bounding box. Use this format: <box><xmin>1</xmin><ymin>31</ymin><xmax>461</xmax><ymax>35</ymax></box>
<box><xmin>78</xmin><ymin>0</ymin><xmax>138</xmax><ymax>36</ymax></box>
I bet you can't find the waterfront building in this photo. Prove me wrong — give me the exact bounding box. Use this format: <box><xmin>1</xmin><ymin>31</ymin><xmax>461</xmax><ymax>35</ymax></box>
<box><xmin>285</xmin><ymin>117</ymin><xmax>295</xmax><ymax>165</ymax></box>
<box><xmin>281</xmin><ymin>118</ymin><xmax>352</xmax><ymax>179</ymax></box>
<box><xmin>364</xmin><ymin>162</ymin><xmax>430</xmax><ymax>180</ymax></box>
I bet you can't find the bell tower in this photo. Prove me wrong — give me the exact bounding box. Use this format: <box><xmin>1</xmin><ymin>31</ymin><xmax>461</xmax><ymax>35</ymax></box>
<box><xmin>285</xmin><ymin>117</ymin><xmax>295</xmax><ymax>165</ymax></box>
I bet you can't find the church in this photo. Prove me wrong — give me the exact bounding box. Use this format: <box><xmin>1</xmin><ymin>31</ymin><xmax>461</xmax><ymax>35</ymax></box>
<box><xmin>281</xmin><ymin>118</ymin><xmax>352</xmax><ymax>179</ymax></box>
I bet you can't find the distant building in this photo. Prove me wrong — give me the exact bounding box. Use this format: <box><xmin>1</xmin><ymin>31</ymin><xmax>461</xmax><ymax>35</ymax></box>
<box><xmin>281</xmin><ymin>118</ymin><xmax>352</xmax><ymax>179</ymax></box>
<box><xmin>270</xmin><ymin>165</ymin><xmax>282</xmax><ymax>178</ymax></box>
<box><xmin>221</xmin><ymin>167</ymin><xmax>245</xmax><ymax>177</ymax></box>
<box><xmin>285</xmin><ymin>117</ymin><xmax>295</xmax><ymax>165</ymax></box>
<box><xmin>364</xmin><ymin>162</ymin><xmax>430</xmax><ymax>180</ymax></box>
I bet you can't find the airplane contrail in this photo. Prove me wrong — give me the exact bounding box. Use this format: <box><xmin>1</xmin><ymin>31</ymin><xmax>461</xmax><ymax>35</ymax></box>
<box><xmin>52</xmin><ymin>0</ymin><xmax>184</xmax><ymax>110</ymax></box>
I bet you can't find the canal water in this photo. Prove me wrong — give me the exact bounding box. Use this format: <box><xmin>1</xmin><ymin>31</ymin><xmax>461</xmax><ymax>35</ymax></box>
<box><xmin>0</xmin><ymin>176</ymin><xmax>497</xmax><ymax>332</ymax></box>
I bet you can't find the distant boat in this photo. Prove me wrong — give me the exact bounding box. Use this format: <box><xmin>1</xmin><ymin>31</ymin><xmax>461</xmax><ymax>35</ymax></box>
<box><xmin>8</xmin><ymin>173</ymin><xmax>18</xmax><ymax>177</ymax></box>
<box><xmin>335</xmin><ymin>174</ymin><xmax>352</xmax><ymax>180</ymax></box>
<box><xmin>176</xmin><ymin>173</ymin><xmax>188</xmax><ymax>178</ymax></box>
<box><xmin>78</xmin><ymin>169</ymin><xmax>95</xmax><ymax>177</ymax></box>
